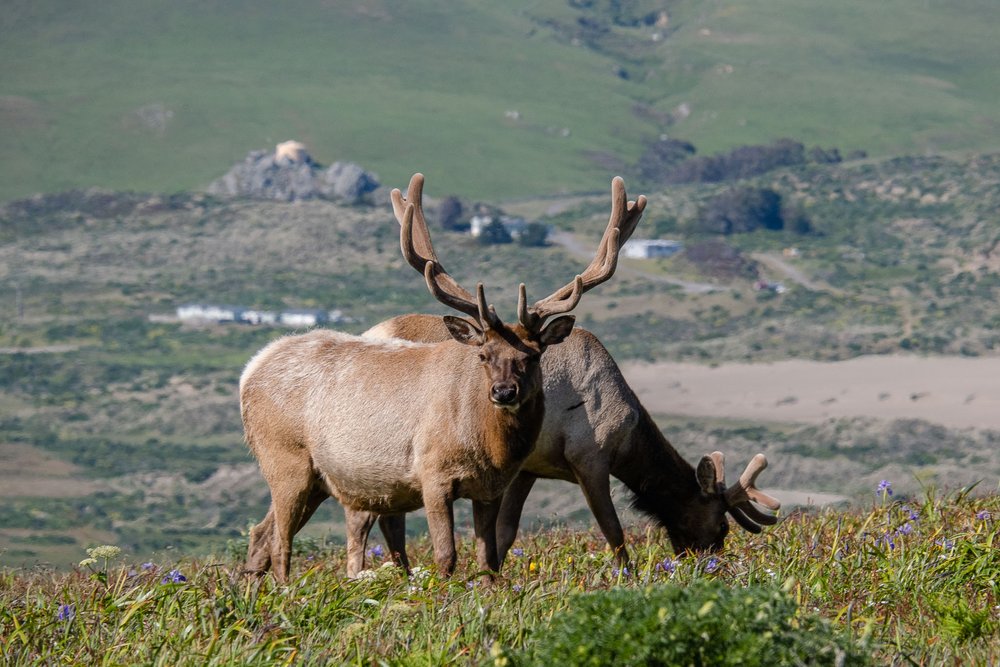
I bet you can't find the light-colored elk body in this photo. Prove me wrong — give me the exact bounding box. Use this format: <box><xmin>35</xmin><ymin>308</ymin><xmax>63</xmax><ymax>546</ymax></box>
<box><xmin>364</xmin><ymin>317</ymin><xmax>782</xmax><ymax>566</ymax></box>
<box><xmin>241</xmin><ymin>172</ymin><xmax>631</xmax><ymax>582</ymax></box>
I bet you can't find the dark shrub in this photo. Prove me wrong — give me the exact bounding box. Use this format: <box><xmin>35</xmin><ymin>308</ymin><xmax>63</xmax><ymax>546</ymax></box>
<box><xmin>510</xmin><ymin>581</ymin><xmax>872</xmax><ymax>666</ymax></box>
<box><xmin>703</xmin><ymin>187</ymin><xmax>784</xmax><ymax>234</ymax></box>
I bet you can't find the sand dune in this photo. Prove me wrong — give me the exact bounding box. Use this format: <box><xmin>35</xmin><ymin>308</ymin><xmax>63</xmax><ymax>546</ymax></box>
<box><xmin>621</xmin><ymin>354</ymin><xmax>1000</xmax><ymax>431</ymax></box>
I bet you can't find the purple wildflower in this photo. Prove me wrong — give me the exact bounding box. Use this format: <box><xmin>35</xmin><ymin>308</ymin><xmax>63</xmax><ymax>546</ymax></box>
<box><xmin>368</xmin><ymin>544</ymin><xmax>385</xmax><ymax>558</ymax></box>
<box><xmin>512</xmin><ymin>584</ymin><xmax>522</xmax><ymax>593</ymax></box>
<box><xmin>903</xmin><ymin>506</ymin><xmax>919</xmax><ymax>521</ymax></box>
<box><xmin>654</xmin><ymin>558</ymin><xmax>677</xmax><ymax>574</ymax></box>
<box><xmin>976</xmin><ymin>510</ymin><xmax>991</xmax><ymax>521</ymax></box>
<box><xmin>878</xmin><ymin>533</ymin><xmax>896</xmax><ymax>550</ymax></box>
<box><xmin>897</xmin><ymin>522</ymin><xmax>913</xmax><ymax>536</ymax></box>
<box><xmin>57</xmin><ymin>604</ymin><xmax>75</xmax><ymax>622</ymax></box>
<box><xmin>704</xmin><ymin>557</ymin><xmax>720</xmax><ymax>573</ymax></box>
<box><xmin>160</xmin><ymin>569</ymin><xmax>187</xmax><ymax>584</ymax></box>
<box><xmin>141</xmin><ymin>562</ymin><xmax>155</xmax><ymax>571</ymax></box>
<box><xmin>611</xmin><ymin>566</ymin><xmax>630</xmax><ymax>578</ymax></box>
<box><xmin>466</xmin><ymin>580</ymin><xmax>477</xmax><ymax>589</ymax></box>
<box><xmin>936</xmin><ymin>538</ymin><xmax>955</xmax><ymax>550</ymax></box>
<box><xmin>876</xmin><ymin>480</ymin><xmax>893</xmax><ymax>497</ymax></box>
<box><xmin>511</xmin><ymin>548</ymin><xmax>524</xmax><ymax>557</ymax></box>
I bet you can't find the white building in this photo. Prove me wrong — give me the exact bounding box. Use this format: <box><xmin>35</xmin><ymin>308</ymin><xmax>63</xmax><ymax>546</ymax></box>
<box><xmin>622</xmin><ymin>239</ymin><xmax>683</xmax><ymax>259</ymax></box>
<box><xmin>279</xmin><ymin>309</ymin><xmax>328</xmax><ymax>328</ymax></box>
<box><xmin>469</xmin><ymin>214</ymin><xmax>531</xmax><ymax>239</ymax></box>
<box><xmin>176</xmin><ymin>303</ymin><xmax>244</xmax><ymax>323</ymax></box>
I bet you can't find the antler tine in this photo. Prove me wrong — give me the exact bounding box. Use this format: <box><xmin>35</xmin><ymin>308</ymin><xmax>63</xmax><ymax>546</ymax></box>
<box><xmin>709</xmin><ymin>451</ymin><xmax>726</xmax><ymax>488</ymax></box>
<box><xmin>391</xmin><ymin>173</ymin><xmax>439</xmax><ymax>270</ymax></box>
<box><xmin>526</xmin><ymin>176</ymin><xmax>646</xmax><ymax>327</ymax></box>
<box><xmin>724</xmin><ymin>454</ymin><xmax>782</xmax><ymax>512</ymax></box>
<box><xmin>396</xmin><ymin>189</ymin><xmax>481</xmax><ymax>322</ymax></box>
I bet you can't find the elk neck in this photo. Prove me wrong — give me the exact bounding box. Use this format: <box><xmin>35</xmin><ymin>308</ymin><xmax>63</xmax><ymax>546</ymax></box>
<box><xmin>612</xmin><ymin>401</ymin><xmax>702</xmax><ymax>531</ymax></box>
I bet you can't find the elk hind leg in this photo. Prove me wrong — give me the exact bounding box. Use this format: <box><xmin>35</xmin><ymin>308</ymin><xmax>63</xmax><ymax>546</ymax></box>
<box><xmin>264</xmin><ymin>451</ymin><xmax>316</xmax><ymax>583</ymax></box>
<box><xmin>247</xmin><ymin>485</ymin><xmax>329</xmax><ymax>575</ymax></box>
<box><xmin>377</xmin><ymin>513</ymin><xmax>411</xmax><ymax>573</ymax></box>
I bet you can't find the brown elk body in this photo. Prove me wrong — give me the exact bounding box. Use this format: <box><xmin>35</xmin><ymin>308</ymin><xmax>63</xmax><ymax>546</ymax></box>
<box><xmin>240</xmin><ymin>173</ymin><xmax>635</xmax><ymax>581</ymax></box>
<box><xmin>364</xmin><ymin>318</ymin><xmax>782</xmax><ymax>565</ymax></box>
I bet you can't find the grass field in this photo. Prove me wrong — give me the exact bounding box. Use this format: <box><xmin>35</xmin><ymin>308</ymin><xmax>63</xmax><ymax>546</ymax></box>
<box><xmin>1</xmin><ymin>487</ymin><xmax>997</xmax><ymax>664</ymax></box>
<box><xmin>3</xmin><ymin>1</ymin><xmax>1000</xmax><ymax>202</ymax></box>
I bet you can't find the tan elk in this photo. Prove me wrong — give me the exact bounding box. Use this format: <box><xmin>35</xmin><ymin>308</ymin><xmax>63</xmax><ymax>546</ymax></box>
<box><xmin>240</xmin><ymin>172</ymin><xmax>640</xmax><ymax>581</ymax></box>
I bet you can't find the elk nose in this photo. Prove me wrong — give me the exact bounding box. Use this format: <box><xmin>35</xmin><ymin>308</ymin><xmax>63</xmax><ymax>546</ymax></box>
<box><xmin>491</xmin><ymin>383</ymin><xmax>518</xmax><ymax>405</ymax></box>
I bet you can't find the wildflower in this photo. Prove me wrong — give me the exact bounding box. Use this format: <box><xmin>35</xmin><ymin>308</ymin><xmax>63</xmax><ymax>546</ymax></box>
<box><xmin>57</xmin><ymin>604</ymin><xmax>75</xmax><ymax>622</ymax></box>
<box><xmin>160</xmin><ymin>569</ymin><xmax>187</xmax><ymax>584</ymax></box>
<box><xmin>512</xmin><ymin>584</ymin><xmax>522</xmax><ymax>593</ymax></box>
<box><xmin>935</xmin><ymin>538</ymin><xmax>955</xmax><ymax>550</ymax></box>
<box><xmin>368</xmin><ymin>544</ymin><xmax>385</xmax><ymax>558</ymax></box>
<box><xmin>611</xmin><ymin>566</ymin><xmax>630</xmax><ymax>578</ymax></box>
<box><xmin>704</xmin><ymin>557</ymin><xmax>720</xmax><ymax>573</ymax></box>
<box><xmin>897</xmin><ymin>522</ymin><xmax>913</xmax><ymax>536</ymax></box>
<box><xmin>876</xmin><ymin>480</ymin><xmax>893</xmax><ymax>497</ymax></box>
<box><xmin>878</xmin><ymin>533</ymin><xmax>896</xmax><ymax>550</ymax></box>
<box><xmin>511</xmin><ymin>548</ymin><xmax>524</xmax><ymax>557</ymax></box>
<box><xmin>903</xmin><ymin>506</ymin><xmax>920</xmax><ymax>522</ymax></box>
<box><xmin>466</xmin><ymin>580</ymin><xmax>477</xmax><ymax>589</ymax></box>
<box><xmin>141</xmin><ymin>562</ymin><xmax>155</xmax><ymax>571</ymax></box>
<box><xmin>654</xmin><ymin>558</ymin><xmax>677</xmax><ymax>574</ymax></box>
<box><xmin>87</xmin><ymin>545</ymin><xmax>122</xmax><ymax>560</ymax></box>
<box><xmin>78</xmin><ymin>558</ymin><xmax>97</xmax><ymax>568</ymax></box>
<box><xmin>528</xmin><ymin>561</ymin><xmax>538</xmax><ymax>573</ymax></box>
<box><xmin>354</xmin><ymin>569</ymin><xmax>377</xmax><ymax>581</ymax></box>
<box><xmin>976</xmin><ymin>510</ymin><xmax>991</xmax><ymax>521</ymax></box>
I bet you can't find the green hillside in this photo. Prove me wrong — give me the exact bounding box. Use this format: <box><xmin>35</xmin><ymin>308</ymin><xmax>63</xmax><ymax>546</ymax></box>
<box><xmin>3</xmin><ymin>0</ymin><xmax>1000</xmax><ymax>202</ymax></box>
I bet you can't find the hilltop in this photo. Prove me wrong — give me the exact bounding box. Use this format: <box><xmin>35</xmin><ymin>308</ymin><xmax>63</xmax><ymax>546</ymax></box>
<box><xmin>2</xmin><ymin>0</ymin><xmax>1000</xmax><ymax>202</ymax></box>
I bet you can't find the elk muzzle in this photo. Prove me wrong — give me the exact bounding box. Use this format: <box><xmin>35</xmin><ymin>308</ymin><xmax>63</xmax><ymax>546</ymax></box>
<box><xmin>490</xmin><ymin>381</ymin><xmax>519</xmax><ymax>407</ymax></box>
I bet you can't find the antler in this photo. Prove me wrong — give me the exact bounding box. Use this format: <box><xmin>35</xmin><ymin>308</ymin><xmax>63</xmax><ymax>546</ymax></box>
<box><xmin>519</xmin><ymin>176</ymin><xmax>647</xmax><ymax>331</ymax></box>
<box><xmin>708</xmin><ymin>451</ymin><xmax>781</xmax><ymax>534</ymax></box>
<box><xmin>392</xmin><ymin>174</ymin><xmax>500</xmax><ymax>328</ymax></box>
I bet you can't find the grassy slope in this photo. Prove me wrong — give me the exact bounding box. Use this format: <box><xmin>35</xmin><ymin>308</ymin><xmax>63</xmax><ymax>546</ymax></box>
<box><xmin>1</xmin><ymin>489</ymin><xmax>997</xmax><ymax>664</ymax></box>
<box><xmin>3</xmin><ymin>1</ymin><xmax>1000</xmax><ymax>202</ymax></box>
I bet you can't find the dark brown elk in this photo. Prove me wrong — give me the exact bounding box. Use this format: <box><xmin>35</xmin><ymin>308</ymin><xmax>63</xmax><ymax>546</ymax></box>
<box><xmin>239</xmin><ymin>172</ymin><xmax>639</xmax><ymax>581</ymax></box>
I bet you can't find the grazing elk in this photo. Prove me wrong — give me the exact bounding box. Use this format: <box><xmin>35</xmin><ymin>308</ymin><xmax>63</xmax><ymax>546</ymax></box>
<box><xmin>359</xmin><ymin>178</ymin><xmax>780</xmax><ymax>567</ymax></box>
<box><xmin>240</xmin><ymin>173</ymin><xmax>637</xmax><ymax>581</ymax></box>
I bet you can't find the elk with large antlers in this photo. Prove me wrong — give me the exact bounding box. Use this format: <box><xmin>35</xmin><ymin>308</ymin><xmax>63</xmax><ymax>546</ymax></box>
<box><xmin>358</xmin><ymin>179</ymin><xmax>779</xmax><ymax>566</ymax></box>
<box><xmin>240</xmin><ymin>173</ymin><xmax>638</xmax><ymax>581</ymax></box>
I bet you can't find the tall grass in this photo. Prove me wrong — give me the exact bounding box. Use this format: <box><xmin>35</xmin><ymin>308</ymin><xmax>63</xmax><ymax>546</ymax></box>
<box><xmin>2</xmin><ymin>486</ymin><xmax>997</xmax><ymax>664</ymax></box>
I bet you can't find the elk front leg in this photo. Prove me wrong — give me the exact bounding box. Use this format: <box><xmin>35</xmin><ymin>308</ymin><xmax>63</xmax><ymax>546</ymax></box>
<box><xmin>344</xmin><ymin>509</ymin><xmax>378</xmax><ymax>577</ymax></box>
<box><xmin>472</xmin><ymin>498</ymin><xmax>503</xmax><ymax>575</ymax></box>
<box><xmin>423</xmin><ymin>484</ymin><xmax>457</xmax><ymax>576</ymax></box>
<box><xmin>496</xmin><ymin>471</ymin><xmax>537</xmax><ymax>567</ymax></box>
<box><xmin>568</xmin><ymin>459</ymin><xmax>629</xmax><ymax>566</ymax></box>
<box><xmin>377</xmin><ymin>513</ymin><xmax>411</xmax><ymax>572</ymax></box>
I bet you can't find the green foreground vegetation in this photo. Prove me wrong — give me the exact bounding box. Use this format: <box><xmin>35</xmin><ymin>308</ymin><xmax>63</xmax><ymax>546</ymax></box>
<box><xmin>2</xmin><ymin>488</ymin><xmax>997</xmax><ymax>664</ymax></box>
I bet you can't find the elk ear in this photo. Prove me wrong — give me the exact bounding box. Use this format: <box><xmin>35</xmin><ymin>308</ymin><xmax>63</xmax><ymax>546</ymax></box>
<box><xmin>696</xmin><ymin>456</ymin><xmax>717</xmax><ymax>496</ymax></box>
<box><xmin>537</xmin><ymin>315</ymin><xmax>575</xmax><ymax>348</ymax></box>
<box><xmin>442</xmin><ymin>315</ymin><xmax>484</xmax><ymax>346</ymax></box>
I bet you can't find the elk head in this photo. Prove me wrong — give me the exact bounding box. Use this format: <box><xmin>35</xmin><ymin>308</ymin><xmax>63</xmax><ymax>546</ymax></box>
<box><xmin>668</xmin><ymin>452</ymin><xmax>781</xmax><ymax>553</ymax></box>
<box><xmin>390</xmin><ymin>173</ymin><xmax>645</xmax><ymax>410</ymax></box>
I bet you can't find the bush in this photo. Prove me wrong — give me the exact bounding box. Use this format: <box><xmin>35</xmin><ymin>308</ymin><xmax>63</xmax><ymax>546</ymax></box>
<box><xmin>510</xmin><ymin>580</ymin><xmax>871</xmax><ymax>666</ymax></box>
<box><xmin>518</xmin><ymin>222</ymin><xmax>550</xmax><ymax>247</ymax></box>
<box><xmin>702</xmin><ymin>187</ymin><xmax>784</xmax><ymax>234</ymax></box>
<box><xmin>477</xmin><ymin>219</ymin><xmax>513</xmax><ymax>245</ymax></box>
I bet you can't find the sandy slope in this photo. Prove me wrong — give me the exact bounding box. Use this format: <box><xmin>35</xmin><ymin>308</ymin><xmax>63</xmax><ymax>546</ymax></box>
<box><xmin>621</xmin><ymin>354</ymin><xmax>1000</xmax><ymax>431</ymax></box>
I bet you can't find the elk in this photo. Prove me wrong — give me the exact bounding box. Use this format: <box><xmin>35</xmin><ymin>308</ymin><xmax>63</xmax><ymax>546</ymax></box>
<box><xmin>356</xmin><ymin>176</ymin><xmax>780</xmax><ymax>566</ymax></box>
<box><xmin>365</xmin><ymin>318</ymin><xmax>781</xmax><ymax>566</ymax></box>
<box><xmin>239</xmin><ymin>172</ymin><xmax>638</xmax><ymax>581</ymax></box>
